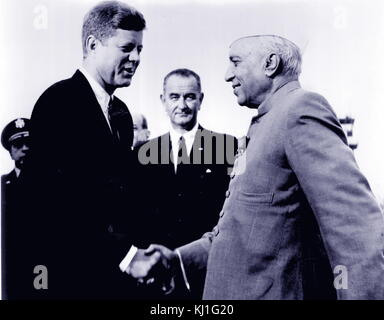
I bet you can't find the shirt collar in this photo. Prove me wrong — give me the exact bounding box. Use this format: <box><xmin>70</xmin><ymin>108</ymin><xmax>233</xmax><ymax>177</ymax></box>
<box><xmin>79</xmin><ymin>67</ymin><xmax>112</xmax><ymax>113</ymax></box>
<box><xmin>14</xmin><ymin>167</ymin><xmax>21</xmax><ymax>178</ymax></box>
<box><xmin>169</xmin><ymin>122</ymin><xmax>199</xmax><ymax>147</ymax></box>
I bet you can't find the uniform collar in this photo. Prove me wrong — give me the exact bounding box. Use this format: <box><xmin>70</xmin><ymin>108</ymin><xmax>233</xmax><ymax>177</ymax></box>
<box><xmin>253</xmin><ymin>80</ymin><xmax>301</xmax><ymax>122</ymax></box>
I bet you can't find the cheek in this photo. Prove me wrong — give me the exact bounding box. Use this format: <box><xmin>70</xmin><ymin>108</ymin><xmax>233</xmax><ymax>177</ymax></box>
<box><xmin>166</xmin><ymin>105</ymin><xmax>175</xmax><ymax>116</ymax></box>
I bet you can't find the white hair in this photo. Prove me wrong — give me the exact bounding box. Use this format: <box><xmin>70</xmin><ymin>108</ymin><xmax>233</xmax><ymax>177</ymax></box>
<box><xmin>241</xmin><ymin>35</ymin><xmax>302</xmax><ymax>78</ymax></box>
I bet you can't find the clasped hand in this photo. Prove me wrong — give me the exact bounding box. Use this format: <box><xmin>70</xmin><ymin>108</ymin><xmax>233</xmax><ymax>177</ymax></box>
<box><xmin>125</xmin><ymin>244</ymin><xmax>177</xmax><ymax>292</ymax></box>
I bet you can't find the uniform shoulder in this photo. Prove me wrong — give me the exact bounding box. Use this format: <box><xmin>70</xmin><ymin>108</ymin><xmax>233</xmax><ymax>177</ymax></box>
<box><xmin>286</xmin><ymin>88</ymin><xmax>331</xmax><ymax>110</ymax></box>
<box><xmin>199</xmin><ymin>127</ymin><xmax>237</xmax><ymax>141</ymax></box>
<box><xmin>285</xmin><ymin>87</ymin><xmax>337</xmax><ymax>120</ymax></box>
<box><xmin>2</xmin><ymin>170</ymin><xmax>15</xmax><ymax>183</ymax></box>
<box><xmin>284</xmin><ymin>88</ymin><xmax>342</xmax><ymax>137</ymax></box>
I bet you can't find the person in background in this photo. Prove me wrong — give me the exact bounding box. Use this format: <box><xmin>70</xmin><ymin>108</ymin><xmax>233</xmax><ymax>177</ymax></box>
<box><xmin>132</xmin><ymin>113</ymin><xmax>150</xmax><ymax>149</ymax></box>
<box><xmin>1</xmin><ymin>118</ymin><xmax>30</xmax><ymax>299</ymax></box>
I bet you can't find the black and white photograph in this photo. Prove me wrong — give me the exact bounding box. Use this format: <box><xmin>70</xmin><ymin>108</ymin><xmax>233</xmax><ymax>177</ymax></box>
<box><xmin>1</xmin><ymin>0</ymin><xmax>384</xmax><ymax>304</ymax></box>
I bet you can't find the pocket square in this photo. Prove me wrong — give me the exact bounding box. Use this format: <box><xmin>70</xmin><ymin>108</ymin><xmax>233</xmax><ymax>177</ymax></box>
<box><xmin>206</xmin><ymin>168</ymin><xmax>212</xmax><ymax>173</ymax></box>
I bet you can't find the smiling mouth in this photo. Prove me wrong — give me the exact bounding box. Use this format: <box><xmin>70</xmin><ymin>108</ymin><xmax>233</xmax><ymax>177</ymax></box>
<box><xmin>122</xmin><ymin>67</ymin><xmax>135</xmax><ymax>76</ymax></box>
<box><xmin>175</xmin><ymin>111</ymin><xmax>192</xmax><ymax>117</ymax></box>
<box><xmin>232</xmin><ymin>84</ymin><xmax>240</xmax><ymax>95</ymax></box>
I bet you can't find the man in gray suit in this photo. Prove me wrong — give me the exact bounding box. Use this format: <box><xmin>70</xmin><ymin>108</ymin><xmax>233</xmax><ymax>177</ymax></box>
<box><xmin>125</xmin><ymin>35</ymin><xmax>384</xmax><ymax>299</ymax></box>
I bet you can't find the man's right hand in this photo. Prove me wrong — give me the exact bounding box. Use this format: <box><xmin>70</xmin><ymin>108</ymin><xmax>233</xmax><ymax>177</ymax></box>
<box><xmin>127</xmin><ymin>244</ymin><xmax>179</xmax><ymax>292</ymax></box>
<box><xmin>127</xmin><ymin>244</ymin><xmax>177</xmax><ymax>278</ymax></box>
<box><xmin>127</xmin><ymin>248</ymin><xmax>162</xmax><ymax>279</ymax></box>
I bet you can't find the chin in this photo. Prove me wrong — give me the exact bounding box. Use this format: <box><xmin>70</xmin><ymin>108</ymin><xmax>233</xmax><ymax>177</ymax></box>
<box><xmin>116</xmin><ymin>77</ymin><xmax>132</xmax><ymax>88</ymax></box>
<box><xmin>237</xmin><ymin>98</ymin><xmax>247</xmax><ymax>106</ymax></box>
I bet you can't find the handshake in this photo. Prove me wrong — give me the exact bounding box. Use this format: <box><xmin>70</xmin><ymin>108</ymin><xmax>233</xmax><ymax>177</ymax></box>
<box><xmin>120</xmin><ymin>244</ymin><xmax>182</xmax><ymax>294</ymax></box>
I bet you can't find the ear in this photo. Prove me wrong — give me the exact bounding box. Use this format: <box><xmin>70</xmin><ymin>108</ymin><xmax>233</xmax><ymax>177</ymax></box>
<box><xmin>199</xmin><ymin>92</ymin><xmax>204</xmax><ymax>109</ymax></box>
<box><xmin>85</xmin><ymin>35</ymin><xmax>99</xmax><ymax>55</ymax></box>
<box><xmin>264</xmin><ymin>53</ymin><xmax>280</xmax><ymax>77</ymax></box>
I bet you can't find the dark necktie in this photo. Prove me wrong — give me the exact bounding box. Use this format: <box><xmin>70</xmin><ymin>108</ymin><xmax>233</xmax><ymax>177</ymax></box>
<box><xmin>108</xmin><ymin>97</ymin><xmax>120</xmax><ymax>142</ymax></box>
<box><xmin>107</xmin><ymin>97</ymin><xmax>133</xmax><ymax>152</ymax></box>
<box><xmin>176</xmin><ymin>136</ymin><xmax>189</xmax><ymax>171</ymax></box>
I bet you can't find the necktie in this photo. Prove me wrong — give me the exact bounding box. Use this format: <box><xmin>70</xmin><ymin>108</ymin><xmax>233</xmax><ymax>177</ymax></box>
<box><xmin>108</xmin><ymin>97</ymin><xmax>120</xmax><ymax>142</ymax></box>
<box><xmin>175</xmin><ymin>135</ymin><xmax>189</xmax><ymax>174</ymax></box>
<box><xmin>177</xmin><ymin>136</ymin><xmax>188</xmax><ymax>163</ymax></box>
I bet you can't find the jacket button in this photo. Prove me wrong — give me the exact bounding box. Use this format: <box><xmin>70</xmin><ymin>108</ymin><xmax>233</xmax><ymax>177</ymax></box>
<box><xmin>225</xmin><ymin>190</ymin><xmax>230</xmax><ymax>198</ymax></box>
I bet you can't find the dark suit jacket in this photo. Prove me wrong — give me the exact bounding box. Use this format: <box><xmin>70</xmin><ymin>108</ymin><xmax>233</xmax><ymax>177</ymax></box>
<box><xmin>137</xmin><ymin>126</ymin><xmax>237</xmax><ymax>298</ymax></box>
<box><xmin>18</xmin><ymin>70</ymin><xmax>143</xmax><ymax>299</ymax></box>
<box><xmin>1</xmin><ymin>170</ymin><xmax>21</xmax><ymax>299</ymax></box>
<box><xmin>179</xmin><ymin>81</ymin><xmax>384</xmax><ymax>300</ymax></box>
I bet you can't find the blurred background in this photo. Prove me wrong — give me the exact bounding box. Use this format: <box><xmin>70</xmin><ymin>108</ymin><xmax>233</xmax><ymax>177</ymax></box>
<box><xmin>1</xmin><ymin>0</ymin><xmax>384</xmax><ymax>295</ymax></box>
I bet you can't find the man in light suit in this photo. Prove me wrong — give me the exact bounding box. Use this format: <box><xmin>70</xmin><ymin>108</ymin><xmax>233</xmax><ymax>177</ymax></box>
<box><xmin>17</xmin><ymin>1</ymin><xmax>151</xmax><ymax>299</ymax></box>
<box><xmin>134</xmin><ymin>69</ymin><xmax>237</xmax><ymax>298</ymax></box>
<box><xmin>127</xmin><ymin>35</ymin><xmax>384</xmax><ymax>300</ymax></box>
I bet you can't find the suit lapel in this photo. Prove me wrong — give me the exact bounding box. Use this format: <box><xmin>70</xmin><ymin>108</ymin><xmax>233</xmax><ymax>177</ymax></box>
<box><xmin>71</xmin><ymin>70</ymin><xmax>115</xmax><ymax>144</ymax></box>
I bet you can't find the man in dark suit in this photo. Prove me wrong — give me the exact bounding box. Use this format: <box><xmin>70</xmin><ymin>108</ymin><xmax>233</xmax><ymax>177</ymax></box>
<box><xmin>130</xmin><ymin>68</ymin><xmax>237</xmax><ymax>298</ymax></box>
<box><xmin>1</xmin><ymin>118</ymin><xmax>31</xmax><ymax>299</ymax></box>
<box><xmin>18</xmin><ymin>1</ymin><xmax>149</xmax><ymax>299</ymax></box>
<box><xmin>127</xmin><ymin>35</ymin><xmax>384</xmax><ymax>300</ymax></box>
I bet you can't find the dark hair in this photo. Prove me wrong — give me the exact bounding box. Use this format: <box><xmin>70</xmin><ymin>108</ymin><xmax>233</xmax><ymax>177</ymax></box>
<box><xmin>163</xmin><ymin>68</ymin><xmax>202</xmax><ymax>92</ymax></box>
<box><xmin>82</xmin><ymin>1</ymin><xmax>146</xmax><ymax>57</ymax></box>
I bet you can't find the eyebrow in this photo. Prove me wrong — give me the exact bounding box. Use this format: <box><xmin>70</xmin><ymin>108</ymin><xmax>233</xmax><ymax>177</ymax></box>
<box><xmin>119</xmin><ymin>43</ymin><xmax>143</xmax><ymax>49</ymax></box>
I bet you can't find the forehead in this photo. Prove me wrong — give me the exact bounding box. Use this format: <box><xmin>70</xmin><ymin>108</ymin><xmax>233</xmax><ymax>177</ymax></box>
<box><xmin>229</xmin><ymin>39</ymin><xmax>257</xmax><ymax>59</ymax></box>
<box><xmin>132</xmin><ymin>114</ymin><xmax>144</xmax><ymax>126</ymax></box>
<box><xmin>164</xmin><ymin>75</ymin><xmax>200</xmax><ymax>93</ymax></box>
<box><xmin>108</xmin><ymin>28</ymin><xmax>143</xmax><ymax>45</ymax></box>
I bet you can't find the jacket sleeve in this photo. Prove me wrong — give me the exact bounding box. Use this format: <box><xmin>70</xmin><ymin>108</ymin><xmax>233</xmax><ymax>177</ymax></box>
<box><xmin>285</xmin><ymin>91</ymin><xmax>384</xmax><ymax>299</ymax></box>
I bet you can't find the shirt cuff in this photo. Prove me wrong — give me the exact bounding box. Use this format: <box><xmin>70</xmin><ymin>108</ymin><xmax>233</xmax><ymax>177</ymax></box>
<box><xmin>175</xmin><ymin>249</ymin><xmax>190</xmax><ymax>292</ymax></box>
<box><xmin>119</xmin><ymin>245</ymin><xmax>138</xmax><ymax>273</ymax></box>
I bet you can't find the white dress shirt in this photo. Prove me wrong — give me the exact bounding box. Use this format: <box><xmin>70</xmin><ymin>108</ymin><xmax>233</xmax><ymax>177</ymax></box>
<box><xmin>169</xmin><ymin>122</ymin><xmax>199</xmax><ymax>172</ymax></box>
<box><xmin>78</xmin><ymin>67</ymin><xmax>113</xmax><ymax>131</ymax></box>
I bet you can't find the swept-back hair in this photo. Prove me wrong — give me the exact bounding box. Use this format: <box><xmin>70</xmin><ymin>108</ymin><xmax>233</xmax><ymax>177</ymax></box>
<box><xmin>163</xmin><ymin>68</ymin><xmax>202</xmax><ymax>92</ymax></box>
<box><xmin>240</xmin><ymin>35</ymin><xmax>302</xmax><ymax>78</ymax></box>
<box><xmin>82</xmin><ymin>1</ymin><xmax>146</xmax><ymax>57</ymax></box>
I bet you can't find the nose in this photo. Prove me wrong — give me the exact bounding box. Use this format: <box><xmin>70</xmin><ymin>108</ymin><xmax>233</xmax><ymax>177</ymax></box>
<box><xmin>177</xmin><ymin>97</ymin><xmax>188</xmax><ymax>110</ymax></box>
<box><xmin>129</xmin><ymin>47</ymin><xmax>140</xmax><ymax>63</ymax></box>
<box><xmin>225</xmin><ymin>66</ymin><xmax>234</xmax><ymax>82</ymax></box>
